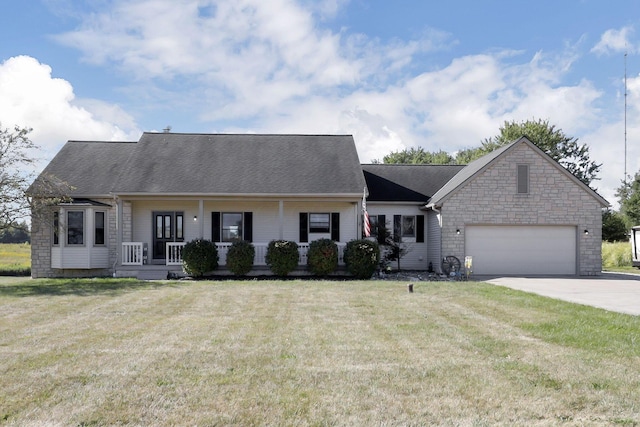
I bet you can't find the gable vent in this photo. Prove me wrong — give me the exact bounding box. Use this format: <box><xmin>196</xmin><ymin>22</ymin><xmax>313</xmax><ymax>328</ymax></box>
<box><xmin>517</xmin><ymin>164</ymin><xmax>529</xmax><ymax>194</ymax></box>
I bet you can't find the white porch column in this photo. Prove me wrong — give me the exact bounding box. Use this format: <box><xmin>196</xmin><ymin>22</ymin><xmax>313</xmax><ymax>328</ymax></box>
<box><xmin>279</xmin><ymin>200</ymin><xmax>284</xmax><ymax>239</ymax></box>
<box><xmin>116</xmin><ymin>197</ymin><xmax>123</xmax><ymax>269</ymax></box>
<box><xmin>198</xmin><ymin>199</ymin><xmax>204</xmax><ymax>239</ymax></box>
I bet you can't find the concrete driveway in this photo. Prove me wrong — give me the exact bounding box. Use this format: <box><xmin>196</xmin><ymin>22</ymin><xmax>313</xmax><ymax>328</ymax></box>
<box><xmin>485</xmin><ymin>272</ymin><xmax>640</xmax><ymax>316</ymax></box>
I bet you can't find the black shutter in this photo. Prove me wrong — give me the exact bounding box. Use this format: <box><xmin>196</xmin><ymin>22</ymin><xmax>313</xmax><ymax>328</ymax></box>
<box><xmin>243</xmin><ymin>212</ymin><xmax>253</xmax><ymax>242</ymax></box>
<box><xmin>377</xmin><ymin>214</ymin><xmax>386</xmax><ymax>244</ymax></box>
<box><xmin>416</xmin><ymin>215</ymin><xmax>425</xmax><ymax>243</ymax></box>
<box><xmin>299</xmin><ymin>213</ymin><xmax>308</xmax><ymax>243</ymax></box>
<box><xmin>393</xmin><ymin>215</ymin><xmax>401</xmax><ymax>240</ymax></box>
<box><xmin>212</xmin><ymin>212</ymin><xmax>221</xmax><ymax>242</ymax></box>
<box><xmin>331</xmin><ymin>213</ymin><xmax>340</xmax><ymax>241</ymax></box>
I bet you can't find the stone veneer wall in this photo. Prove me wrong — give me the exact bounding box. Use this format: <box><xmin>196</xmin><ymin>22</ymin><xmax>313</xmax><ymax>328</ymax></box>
<box><xmin>30</xmin><ymin>198</ymin><xmax>118</xmax><ymax>278</ymax></box>
<box><xmin>30</xmin><ymin>206</ymin><xmax>54</xmax><ymax>278</ymax></box>
<box><xmin>440</xmin><ymin>144</ymin><xmax>604</xmax><ymax>276</ymax></box>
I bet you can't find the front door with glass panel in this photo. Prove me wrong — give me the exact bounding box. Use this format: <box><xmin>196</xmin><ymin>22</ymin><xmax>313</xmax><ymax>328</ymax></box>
<box><xmin>152</xmin><ymin>212</ymin><xmax>184</xmax><ymax>262</ymax></box>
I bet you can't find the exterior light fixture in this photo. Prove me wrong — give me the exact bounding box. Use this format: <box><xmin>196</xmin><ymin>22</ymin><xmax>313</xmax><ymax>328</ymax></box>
<box><xmin>193</xmin><ymin>215</ymin><xmax>198</xmax><ymax>221</ymax></box>
<box><xmin>584</xmin><ymin>229</ymin><xmax>589</xmax><ymax>235</ymax></box>
<box><xmin>456</xmin><ymin>229</ymin><xmax>461</xmax><ymax>235</ymax></box>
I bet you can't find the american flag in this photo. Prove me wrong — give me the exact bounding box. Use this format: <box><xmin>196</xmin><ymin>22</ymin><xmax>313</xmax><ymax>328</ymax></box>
<box><xmin>363</xmin><ymin>188</ymin><xmax>371</xmax><ymax>237</ymax></box>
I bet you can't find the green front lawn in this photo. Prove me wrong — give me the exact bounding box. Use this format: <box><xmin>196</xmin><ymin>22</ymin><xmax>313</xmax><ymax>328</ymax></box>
<box><xmin>1</xmin><ymin>278</ymin><xmax>639</xmax><ymax>425</ymax></box>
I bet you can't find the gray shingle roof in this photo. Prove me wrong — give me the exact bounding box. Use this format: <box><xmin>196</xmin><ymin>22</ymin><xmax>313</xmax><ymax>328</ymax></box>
<box><xmin>362</xmin><ymin>164</ymin><xmax>465</xmax><ymax>202</ymax></box>
<box><xmin>31</xmin><ymin>141</ymin><xmax>138</xmax><ymax>196</ymax></box>
<box><xmin>32</xmin><ymin>133</ymin><xmax>366</xmax><ymax>197</ymax></box>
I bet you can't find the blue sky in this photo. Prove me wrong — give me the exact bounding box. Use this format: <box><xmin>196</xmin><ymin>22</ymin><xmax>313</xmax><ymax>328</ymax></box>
<box><xmin>1</xmin><ymin>0</ymin><xmax>640</xmax><ymax>207</ymax></box>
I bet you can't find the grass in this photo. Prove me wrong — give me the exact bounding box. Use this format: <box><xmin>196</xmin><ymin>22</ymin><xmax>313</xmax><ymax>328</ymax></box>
<box><xmin>1</xmin><ymin>278</ymin><xmax>640</xmax><ymax>426</ymax></box>
<box><xmin>0</xmin><ymin>243</ymin><xmax>30</xmax><ymax>275</ymax></box>
<box><xmin>602</xmin><ymin>241</ymin><xmax>636</xmax><ymax>273</ymax></box>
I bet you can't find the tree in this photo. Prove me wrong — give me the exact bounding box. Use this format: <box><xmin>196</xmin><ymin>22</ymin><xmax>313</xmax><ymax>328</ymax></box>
<box><xmin>602</xmin><ymin>209</ymin><xmax>628</xmax><ymax>242</ymax></box>
<box><xmin>2</xmin><ymin>123</ymin><xmax>73</xmax><ymax>236</ymax></box>
<box><xmin>479</xmin><ymin>119</ymin><xmax>601</xmax><ymax>186</ymax></box>
<box><xmin>375</xmin><ymin>220</ymin><xmax>410</xmax><ymax>271</ymax></box>
<box><xmin>378</xmin><ymin>119</ymin><xmax>601</xmax><ymax>187</ymax></box>
<box><xmin>0</xmin><ymin>124</ymin><xmax>38</xmax><ymax>231</ymax></box>
<box><xmin>617</xmin><ymin>173</ymin><xmax>640</xmax><ymax>228</ymax></box>
<box><xmin>380</xmin><ymin>147</ymin><xmax>455</xmax><ymax>164</ymax></box>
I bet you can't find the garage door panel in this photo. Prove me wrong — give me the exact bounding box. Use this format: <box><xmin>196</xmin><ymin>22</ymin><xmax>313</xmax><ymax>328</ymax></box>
<box><xmin>465</xmin><ymin>226</ymin><xmax>576</xmax><ymax>275</ymax></box>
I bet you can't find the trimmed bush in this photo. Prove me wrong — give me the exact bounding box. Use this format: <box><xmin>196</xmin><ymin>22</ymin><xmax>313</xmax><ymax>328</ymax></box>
<box><xmin>226</xmin><ymin>240</ymin><xmax>255</xmax><ymax>276</ymax></box>
<box><xmin>307</xmin><ymin>238</ymin><xmax>338</xmax><ymax>276</ymax></box>
<box><xmin>182</xmin><ymin>239</ymin><xmax>219</xmax><ymax>278</ymax></box>
<box><xmin>344</xmin><ymin>239</ymin><xmax>380</xmax><ymax>279</ymax></box>
<box><xmin>265</xmin><ymin>240</ymin><xmax>299</xmax><ymax>276</ymax></box>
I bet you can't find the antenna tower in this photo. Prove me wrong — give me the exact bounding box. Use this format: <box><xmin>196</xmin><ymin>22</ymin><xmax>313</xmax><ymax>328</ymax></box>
<box><xmin>625</xmin><ymin>52</ymin><xmax>628</xmax><ymax>184</ymax></box>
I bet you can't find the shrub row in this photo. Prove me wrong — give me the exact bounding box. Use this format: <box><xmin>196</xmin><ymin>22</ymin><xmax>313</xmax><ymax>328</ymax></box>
<box><xmin>181</xmin><ymin>238</ymin><xmax>380</xmax><ymax>279</ymax></box>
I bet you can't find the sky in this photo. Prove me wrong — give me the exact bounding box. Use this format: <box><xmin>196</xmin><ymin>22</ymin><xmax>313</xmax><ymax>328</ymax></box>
<box><xmin>2</xmin><ymin>0</ymin><xmax>640</xmax><ymax>209</ymax></box>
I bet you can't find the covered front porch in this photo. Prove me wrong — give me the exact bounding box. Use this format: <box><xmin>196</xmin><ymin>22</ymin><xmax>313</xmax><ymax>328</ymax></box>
<box><xmin>116</xmin><ymin>241</ymin><xmax>348</xmax><ymax>279</ymax></box>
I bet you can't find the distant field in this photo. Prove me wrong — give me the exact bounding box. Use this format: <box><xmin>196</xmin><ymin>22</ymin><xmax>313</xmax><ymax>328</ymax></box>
<box><xmin>0</xmin><ymin>243</ymin><xmax>30</xmax><ymax>275</ymax></box>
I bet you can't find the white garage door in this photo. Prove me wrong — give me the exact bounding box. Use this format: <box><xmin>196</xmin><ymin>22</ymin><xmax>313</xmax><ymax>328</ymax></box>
<box><xmin>465</xmin><ymin>225</ymin><xmax>576</xmax><ymax>275</ymax></box>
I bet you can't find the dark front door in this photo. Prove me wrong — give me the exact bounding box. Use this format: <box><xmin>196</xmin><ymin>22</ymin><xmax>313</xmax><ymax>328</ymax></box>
<box><xmin>152</xmin><ymin>212</ymin><xmax>184</xmax><ymax>262</ymax></box>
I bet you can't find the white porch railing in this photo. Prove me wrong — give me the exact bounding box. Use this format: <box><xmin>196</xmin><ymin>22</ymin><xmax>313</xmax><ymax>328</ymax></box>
<box><xmin>166</xmin><ymin>242</ymin><xmax>186</xmax><ymax>265</ymax></box>
<box><xmin>122</xmin><ymin>242</ymin><xmax>144</xmax><ymax>265</ymax></box>
<box><xmin>122</xmin><ymin>242</ymin><xmax>346</xmax><ymax>267</ymax></box>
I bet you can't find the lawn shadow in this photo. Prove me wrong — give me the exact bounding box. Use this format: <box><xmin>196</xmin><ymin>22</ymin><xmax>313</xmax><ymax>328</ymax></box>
<box><xmin>0</xmin><ymin>277</ymin><xmax>183</xmax><ymax>297</ymax></box>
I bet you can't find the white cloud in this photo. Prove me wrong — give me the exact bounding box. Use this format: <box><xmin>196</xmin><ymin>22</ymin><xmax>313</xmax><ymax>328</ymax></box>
<box><xmin>35</xmin><ymin>0</ymin><xmax>621</xmax><ymax>202</ymax></box>
<box><xmin>0</xmin><ymin>55</ymin><xmax>141</xmax><ymax>165</ymax></box>
<box><xmin>591</xmin><ymin>26</ymin><xmax>635</xmax><ymax>55</ymax></box>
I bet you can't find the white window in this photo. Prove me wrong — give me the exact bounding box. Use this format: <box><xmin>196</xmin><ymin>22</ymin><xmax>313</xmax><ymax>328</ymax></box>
<box><xmin>309</xmin><ymin>213</ymin><xmax>330</xmax><ymax>233</ymax></box>
<box><xmin>222</xmin><ymin>213</ymin><xmax>243</xmax><ymax>242</ymax></box>
<box><xmin>67</xmin><ymin>211</ymin><xmax>84</xmax><ymax>245</ymax></box>
<box><xmin>369</xmin><ymin>215</ymin><xmax>378</xmax><ymax>237</ymax></box>
<box><xmin>94</xmin><ymin>211</ymin><xmax>105</xmax><ymax>245</ymax></box>
<box><xmin>53</xmin><ymin>211</ymin><xmax>59</xmax><ymax>246</ymax></box>
<box><xmin>402</xmin><ymin>216</ymin><xmax>415</xmax><ymax>238</ymax></box>
<box><xmin>517</xmin><ymin>164</ymin><xmax>529</xmax><ymax>194</ymax></box>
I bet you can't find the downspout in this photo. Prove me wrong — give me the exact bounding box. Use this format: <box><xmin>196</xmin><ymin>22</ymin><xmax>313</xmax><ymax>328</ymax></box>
<box><xmin>428</xmin><ymin>204</ymin><xmax>443</xmax><ymax>274</ymax></box>
<box><xmin>112</xmin><ymin>194</ymin><xmax>122</xmax><ymax>277</ymax></box>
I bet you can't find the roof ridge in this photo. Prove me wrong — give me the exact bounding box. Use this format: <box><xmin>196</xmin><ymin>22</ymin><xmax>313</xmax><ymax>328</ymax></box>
<box><xmin>362</xmin><ymin>163</ymin><xmax>466</xmax><ymax>166</ymax></box>
<box><xmin>142</xmin><ymin>132</ymin><xmax>354</xmax><ymax>137</ymax></box>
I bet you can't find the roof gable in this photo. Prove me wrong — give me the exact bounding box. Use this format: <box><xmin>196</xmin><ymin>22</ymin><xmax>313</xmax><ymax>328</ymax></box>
<box><xmin>427</xmin><ymin>137</ymin><xmax>609</xmax><ymax>208</ymax></box>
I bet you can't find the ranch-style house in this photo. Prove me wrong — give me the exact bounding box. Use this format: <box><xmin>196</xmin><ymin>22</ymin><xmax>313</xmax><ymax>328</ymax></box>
<box><xmin>29</xmin><ymin>132</ymin><xmax>608</xmax><ymax>279</ymax></box>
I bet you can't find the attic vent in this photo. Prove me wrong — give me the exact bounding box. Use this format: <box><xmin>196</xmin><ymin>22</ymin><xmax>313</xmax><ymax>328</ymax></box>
<box><xmin>517</xmin><ymin>164</ymin><xmax>529</xmax><ymax>194</ymax></box>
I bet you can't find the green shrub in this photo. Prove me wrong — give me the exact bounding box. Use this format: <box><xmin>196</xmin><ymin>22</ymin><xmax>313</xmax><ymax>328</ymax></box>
<box><xmin>182</xmin><ymin>239</ymin><xmax>219</xmax><ymax>278</ymax></box>
<box><xmin>307</xmin><ymin>238</ymin><xmax>338</xmax><ymax>276</ymax></box>
<box><xmin>343</xmin><ymin>239</ymin><xmax>380</xmax><ymax>279</ymax></box>
<box><xmin>265</xmin><ymin>240</ymin><xmax>299</xmax><ymax>276</ymax></box>
<box><xmin>226</xmin><ymin>240</ymin><xmax>255</xmax><ymax>276</ymax></box>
